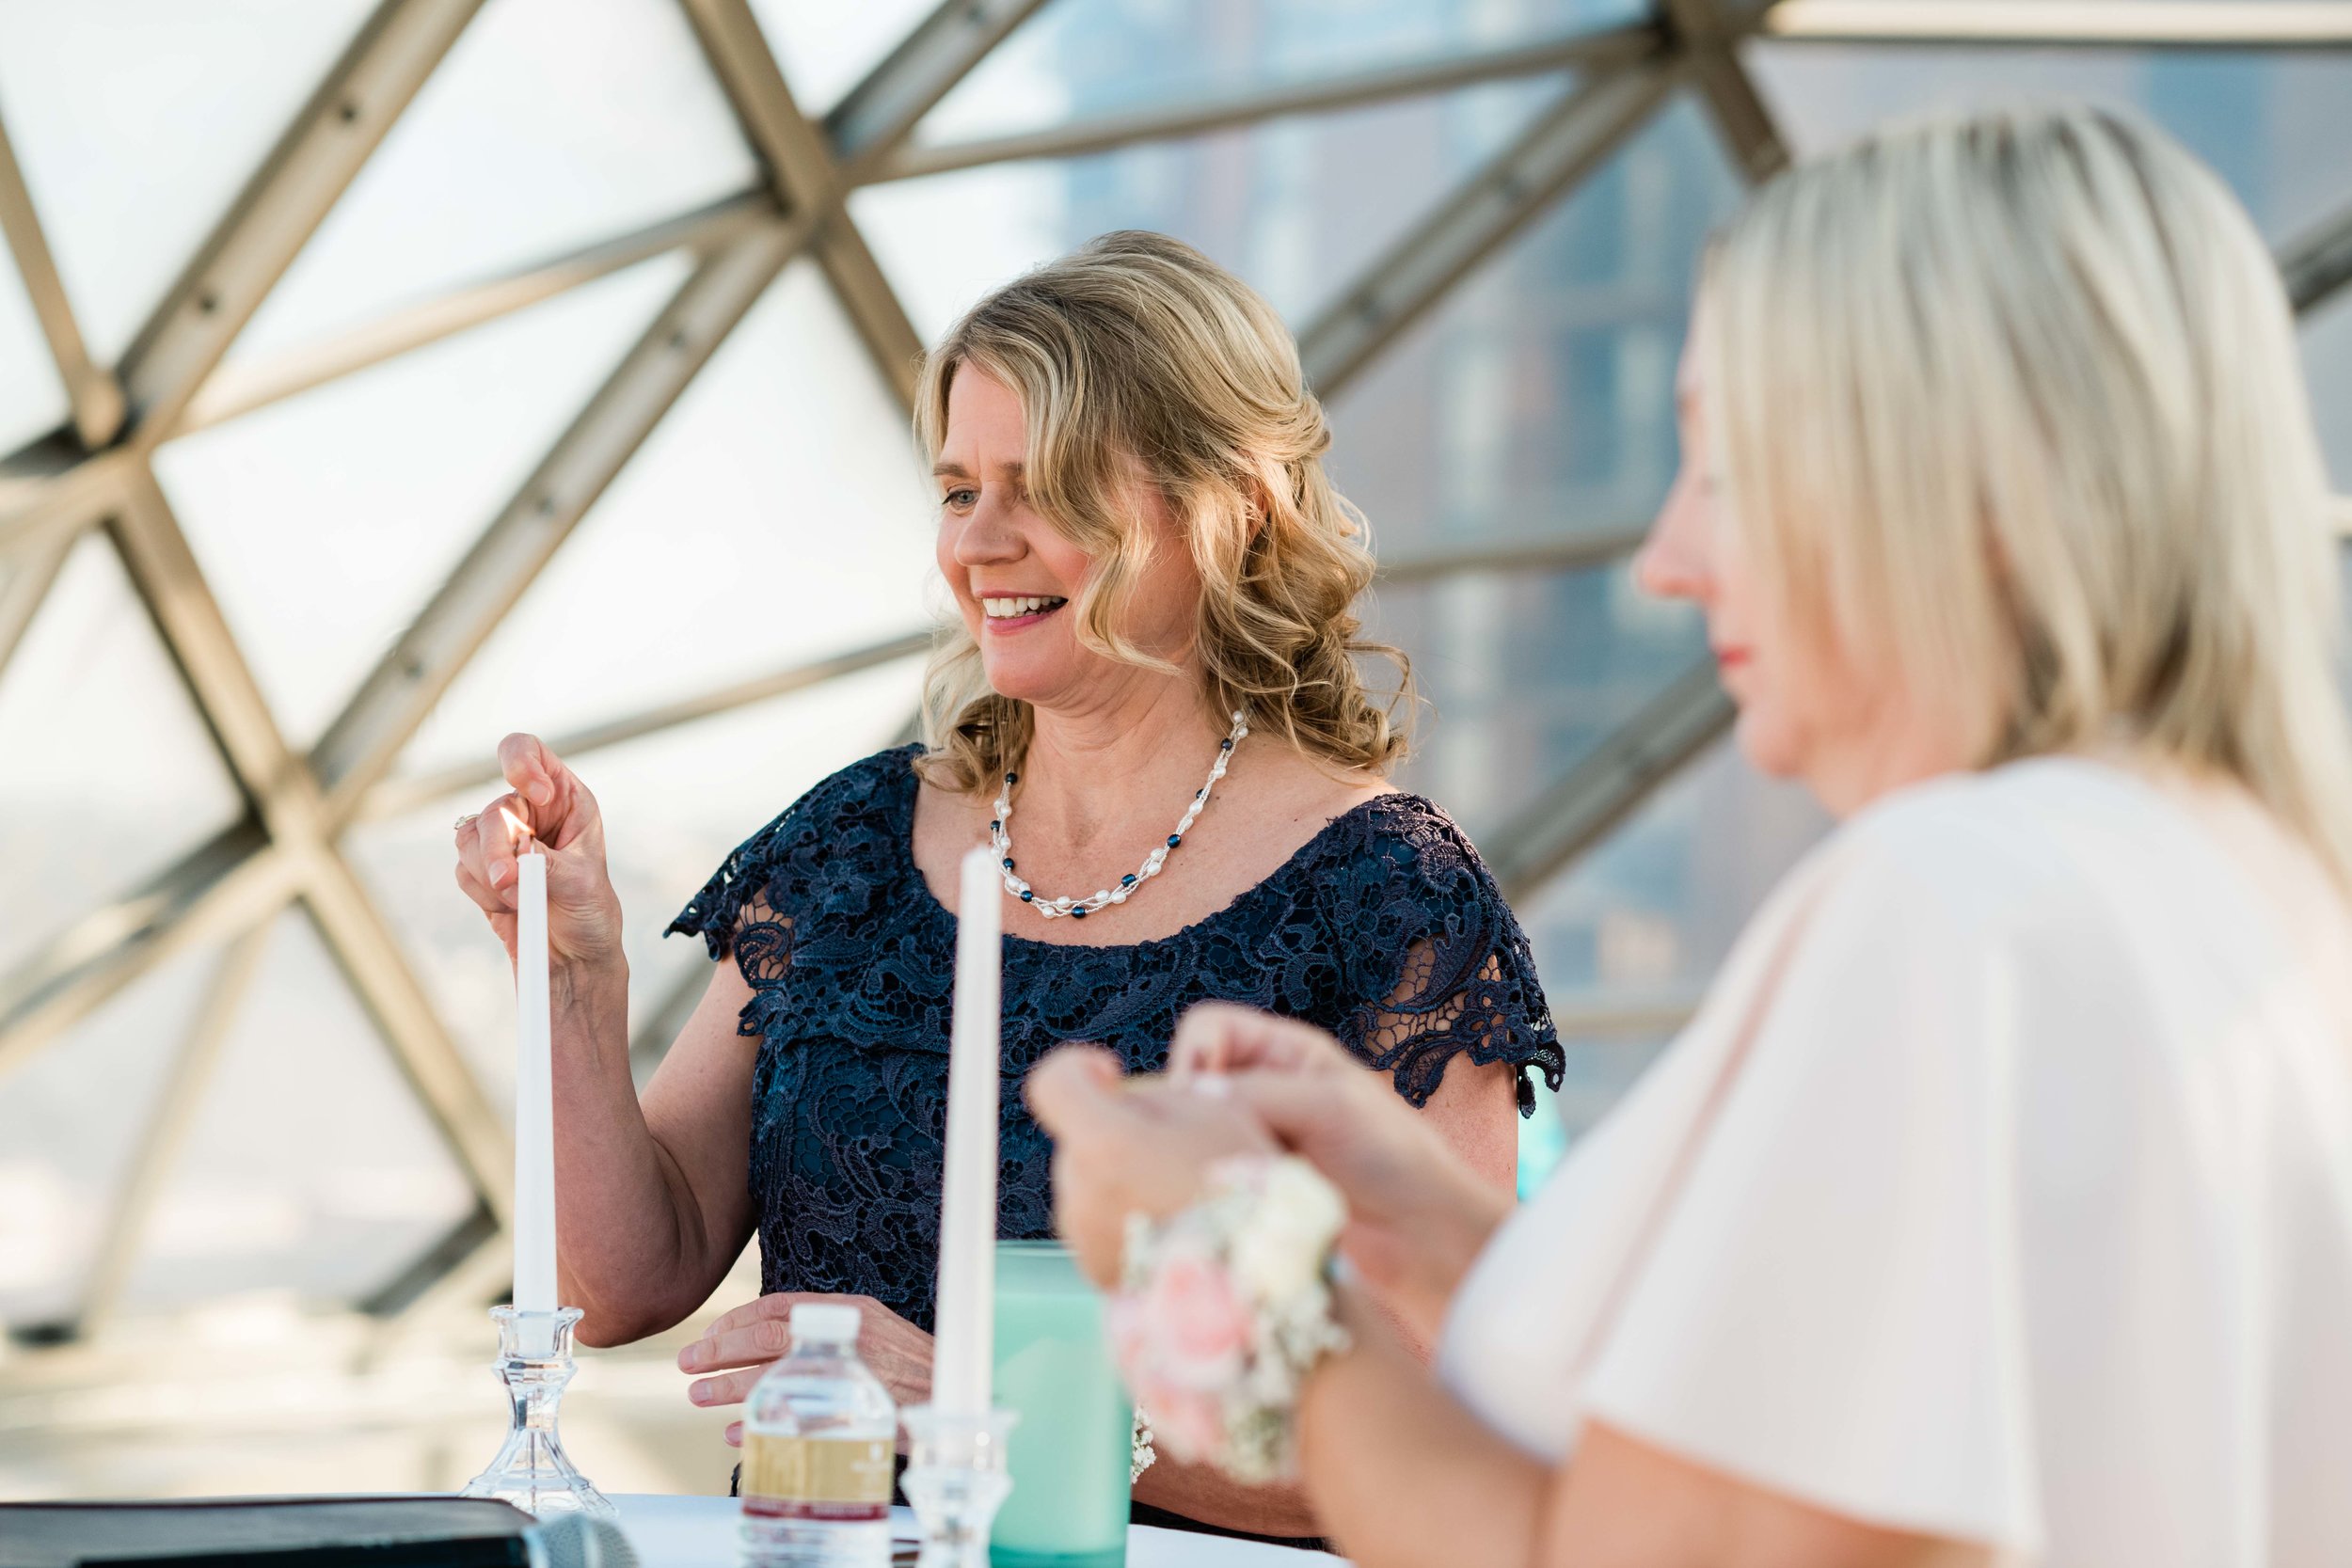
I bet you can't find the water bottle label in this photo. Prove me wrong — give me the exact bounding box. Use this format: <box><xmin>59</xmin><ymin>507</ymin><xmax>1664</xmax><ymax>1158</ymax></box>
<box><xmin>741</xmin><ymin>1433</ymin><xmax>893</xmax><ymax>1520</ymax></box>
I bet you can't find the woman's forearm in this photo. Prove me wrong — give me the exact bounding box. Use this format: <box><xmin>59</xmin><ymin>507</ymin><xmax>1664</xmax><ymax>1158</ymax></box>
<box><xmin>1298</xmin><ymin>1286</ymin><xmax>1549</xmax><ymax>1568</ymax></box>
<box><xmin>548</xmin><ymin>955</ymin><xmax>710</xmax><ymax>1343</ymax></box>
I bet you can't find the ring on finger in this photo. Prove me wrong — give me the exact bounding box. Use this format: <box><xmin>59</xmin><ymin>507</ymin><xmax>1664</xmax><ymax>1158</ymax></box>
<box><xmin>453</xmin><ymin>812</ymin><xmax>479</xmax><ymax>832</ymax></box>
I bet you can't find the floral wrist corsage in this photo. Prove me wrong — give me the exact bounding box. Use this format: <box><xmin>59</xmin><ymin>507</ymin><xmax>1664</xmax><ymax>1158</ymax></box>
<box><xmin>1108</xmin><ymin>1155</ymin><xmax>1351</xmax><ymax>1484</ymax></box>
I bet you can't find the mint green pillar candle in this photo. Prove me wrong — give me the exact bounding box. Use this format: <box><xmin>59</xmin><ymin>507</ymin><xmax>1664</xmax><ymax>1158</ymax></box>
<box><xmin>990</xmin><ymin>1239</ymin><xmax>1130</xmax><ymax>1567</ymax></box>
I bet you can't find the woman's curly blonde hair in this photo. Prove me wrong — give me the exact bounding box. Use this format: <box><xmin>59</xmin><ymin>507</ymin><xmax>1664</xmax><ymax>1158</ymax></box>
<box><xmin>914</xmin><ymin>230</ymin><xmax>1411</xmax><ymax>794</ymax></box>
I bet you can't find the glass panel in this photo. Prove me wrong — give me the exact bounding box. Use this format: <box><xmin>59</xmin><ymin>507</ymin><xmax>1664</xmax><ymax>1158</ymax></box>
<box><xmin>2306</xmin><ymin>293</ymin><xmax>2352</xmax><ymax>491</ymax></box>
<box><xmin>0</xmin><ymin>253</ymin><xmax>68</xmax><ymax>452</ymax></box>
<box><xmin>1328</xmin><ymin>92</ymin><xmax>1740</xmax><ymax>561</ymax></box>
<box><xmin>118</xmin><ymin>909</ymin><xmax>475</xmax><ymax>1313</ymax></box>
<box><xmin>853</xmin><ymin>77</ymin><xmax>1563</xmax><ymax>341</ymax></box>
<box><xmin>0</xmin><ymin>1</ymin><xmax>373</xmax><ymax>360</ymax></box>
<box><xmin>1514</xmin><ymin>736</ymin><xmax>1833</xmax><ymax>1187</ymax></box>
<box><xmin>1373</xmin><ymin>566</ymin><xmax>1706</xmax><ymax>842</ymax></box>
<box><xmin>0</xmin><ymin>533</ymin><xmax>245</xmax><ymax>977</ymax></box>
<box><xmin>400</xmin><ymin>261</ymin><xmax>937</xmax><ymax>777</ymax></box>
<box><xmin>232</xmin><ymin>0</ymin><xmax>758</xmax><ymax>362</ymax></box>
<box><xmin>155</xmin><ymin>254</ymin><xmax>693</xmax><ymax>749</ymax></box>
<box><xmin>1747</xmin><ymin>45</ymin><xmax>2352</xmax><ymax>247</ymax></box>
<box><xmin>0</xmin><ymin>941</ymin><xmax>216</xmax><ymax>1329</ymax></box>
<box><xmin>1325</xmin><ymin>94</ymin><xmax>1740</xmax><ymax>837</ymax></box>
<box><xmin>346</xmin><ymin>659</ymin><xmax>926</xmax><ymax>1098</ymax></box>
<box><xmin>748</xmin><ymin>0</ymin><xmax>946</xmax><ymax>119</ymax></box>
<box><xmin>918</xmin><ymin>0</ymin><xmax>1647</xmax><ymax>143</ymax></box>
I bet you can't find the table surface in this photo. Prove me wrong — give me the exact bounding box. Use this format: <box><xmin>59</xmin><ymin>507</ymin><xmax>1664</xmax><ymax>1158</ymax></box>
<box><xmin>611</xmin><ymin>1494</ymin><xmax>1339</xmax><ymax>1566</ymax></box>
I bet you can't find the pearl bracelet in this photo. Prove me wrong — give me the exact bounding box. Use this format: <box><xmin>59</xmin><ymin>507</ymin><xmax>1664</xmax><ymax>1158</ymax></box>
<box><xmin>1107</xmin><ymin>1156</ymin><xmax>1351</xmax><ymax>1484</ymax></box>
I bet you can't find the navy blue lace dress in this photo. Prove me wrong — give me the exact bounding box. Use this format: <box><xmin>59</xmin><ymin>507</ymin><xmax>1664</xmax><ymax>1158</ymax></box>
<box><xmin>669</xmin><ymin>744</ymin><xmax>1562</xmax><ymax>1334</ymax></box>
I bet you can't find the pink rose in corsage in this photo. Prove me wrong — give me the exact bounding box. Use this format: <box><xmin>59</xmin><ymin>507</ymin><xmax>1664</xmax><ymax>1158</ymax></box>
<box><xmin>1107</xmin><ymin>1155</ymin><xmax>1351</xmax><ymax>1484</ymax></box>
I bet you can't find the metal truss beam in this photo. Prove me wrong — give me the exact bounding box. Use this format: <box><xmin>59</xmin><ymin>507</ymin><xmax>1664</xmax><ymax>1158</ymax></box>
<box><xmin>69</xmin><ymin>925</ymin><xmax>272</xmax><ymax>1338</ymax></box>
<box><xmin>0</xmin><ymin>110</ymin><xmax>122</xmax><ymax>449</ymax></box>
<box><xmin>0</xmin><ymin>523</ymin><xmax>74</xmax><ymax>681</ymax></box>
<box><xmin>1375</xmin><ymin>526</ymin><xmax>1650</xmax><ymax>588</ymax></box>
<box><xmin>177</xmin><ymin>189</ymin><xmax>772</xmax><ymax>436</ymax></box>
<box><xmin>1760</xmin><ymin>1</ymin><xmax>2352</xmax><ymax>48</ymax></box>
<box><xmin>0</xmin><ymin>440</ymin><xmax>131</xmax><ymax>559</ymax></box>
<box><xmin>308</xmin><ymin>220</ymin><xmax>804</xmax><ymax>819</ymax></box>
<box><xmin>0</xmin><ymin>825</ymin><xmax>295</xmax><ymax>1084</ymax></box>
<box><xmin>103</xmin><ymin>467</ymin><xmax>512</xmax><ymax>1212</ymax></box>
<box><xmin>1659</xmin><ymin>0</ymin><xmax>1791</xmax><ymax>184</ymax></box>
<box><xmin>115</xmin><ymin>0</ymin><xmax>485</xmax><ymax>441</ymax></box>
<box><xmin>2284</xmin><ymin>202</ymin><xmax>2352</xmax><ymax>317</ymax></box>
<box><xmin>1487</xmin><ymin>659</ymin><xmax>1735</xmax><ymax>904</ymax></box>
<box><xmin>1298</xmin><ymin>56</ymin><xmax>1683</xmax><ymax>398</ymax></box>
<box><xmin>822</xmin><ymin>0</ymin><xmax>1055</xmax><ymax>177</ymax></box>
<box><xmin>679</xmin><ymin>0</ymin><xmax>930</xmax><ymax>411</ymax></box>
<box><xmin>867</xmin><ymin>23</ymin><xmax>1664</xmax><ymax>183</ymax></box>
<box><xmin>356</xmin><ymin>627</ymin><xmax>932</xmax><ymax>824</ymax></box>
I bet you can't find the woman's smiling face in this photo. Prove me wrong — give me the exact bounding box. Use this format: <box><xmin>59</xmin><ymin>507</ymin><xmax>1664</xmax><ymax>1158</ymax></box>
<box><xmin>933</xmin><ymin>366</ymin><xmax>1203</xmax><ymax>713</ymax></box>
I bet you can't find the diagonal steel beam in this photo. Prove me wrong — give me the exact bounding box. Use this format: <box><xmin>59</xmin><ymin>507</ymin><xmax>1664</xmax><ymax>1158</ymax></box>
<box><xmin>102</xmin><ymin>467</ymin><xmax>511</xmax><ymax>1212</ymax></box>
<box><xmin>1486</xmin><ymin>658</ymin><xmax>1735</xmax><ymax>904</ymax></box>
<box><xmin>677</xmin><ymin>0</ymin><xmax>930</xmax><ymax>411</ymax></box>
<box><xmin>0</xmin><ymin>109</ymin><xmax>123</xmax><ymax>449</ymax></box>
<box><xmin>175</xmin><ymin>189</ymin><xmax>773</xmax><ymax>436</ymax></box>
<box><xmin>68</xmin><ymin>923</ymin><xmax>273</xmax><ymax>1338</ymax></box>
<box><xmin>2284</xmin><ymin>202</ymin><xmax>2352</xmax><ymax>317</ymax></box>
<box><xmin>820</xmin><ymin>0</ymin><xmax>1054</xmax><ymax>178</ymax></box>
<box><xmin>868</xmin><ymin>23</ymin><xmax>1663</xmax><ymax>183</ymax></box>
<box><xmin>1659</xmin><ymin>0</ymin><xmax>1790</xmax><ymax>184</ymax></box>
<box><xmin>1760</xmin><ymin>1</ymin><xmax>2352</xmax><ymax>48</ymax></box>
<box><xmin>0</xmin><ymin>822</ymin><xmax>298</xmax><ymax>1084</ymax></box>
<box><xmin>1298</xmin><ymin>55</ymin><xmax>1684</xmax><ymax>399</ymax></box>
<box><xmin>114</xmin><ymin>0</ymin><xmax>485</xmax><ymax>440</ymax></box>
<box><xmin>354</xmin><ymin>626</ymin><xmax>933</xmax><ymax>824</ymax></box>
<box><xmin>0</xmin><ymin>520</ymin><xmax>75</xmax><ymax>681</ymax></box>
<box><xmin>308</xmin><ymin>218</ymin><xmax>806</xmax><ymax>819</ymax></box>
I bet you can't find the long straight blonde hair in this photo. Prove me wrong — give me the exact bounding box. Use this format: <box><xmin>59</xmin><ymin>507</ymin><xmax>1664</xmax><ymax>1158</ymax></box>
<box><xmin>912</xmin><ymin>230</ymin><xmax>1410</xmax><ymax>795</ymax></box>
<box><xmin>1701</xmin><ymin>103</ymin><xmax>2352</xmax><ymax>889</ymax></box>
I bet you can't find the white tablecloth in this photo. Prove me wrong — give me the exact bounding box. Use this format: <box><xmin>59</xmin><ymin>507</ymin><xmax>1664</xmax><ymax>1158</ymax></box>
<box><xmin>611</xmin><ymin>1494</ymin><xmax>1337</xmax><ymax>1565</ymax></box>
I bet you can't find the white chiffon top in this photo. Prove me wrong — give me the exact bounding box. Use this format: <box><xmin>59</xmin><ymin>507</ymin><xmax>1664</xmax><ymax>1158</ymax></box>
<box><xmin>1438</xmin><ymin>758</ymin><xmax>2352</xmax><ymax>1567</ymax></box>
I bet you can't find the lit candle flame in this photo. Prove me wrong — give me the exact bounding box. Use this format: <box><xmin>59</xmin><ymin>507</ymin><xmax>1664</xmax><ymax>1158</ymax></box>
<box><xmin>498</xmin><ymin>804</ymin><xmax>533</xmax><ymax>850</ymax></box>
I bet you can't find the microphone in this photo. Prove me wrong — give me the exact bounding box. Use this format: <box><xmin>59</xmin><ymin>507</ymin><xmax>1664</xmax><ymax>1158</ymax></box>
<box><xmin>520</xmin><ymin>1512</ymin><xmax>640</xmax><ymax>1568</ymax></box>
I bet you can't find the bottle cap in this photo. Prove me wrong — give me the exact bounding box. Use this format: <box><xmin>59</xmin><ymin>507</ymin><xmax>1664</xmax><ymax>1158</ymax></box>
<box><xmin>789</xmin><ymin>1302</ymin><xmax>862</xmax><ymax>1343</ymax></box>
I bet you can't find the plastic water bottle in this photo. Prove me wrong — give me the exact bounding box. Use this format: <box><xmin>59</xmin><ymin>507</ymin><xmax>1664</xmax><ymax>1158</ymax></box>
<box><xmin>739</xmin><ymin>1303</ymin><xmax>897</xmax><ymax>1568</ymax></box>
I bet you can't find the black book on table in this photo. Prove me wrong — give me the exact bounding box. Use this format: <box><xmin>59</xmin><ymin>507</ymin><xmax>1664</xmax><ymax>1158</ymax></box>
<box><xmin>0</xmin><ymin>1496</ymin><xmax>534</xmax><ymax>1568</ymax></box>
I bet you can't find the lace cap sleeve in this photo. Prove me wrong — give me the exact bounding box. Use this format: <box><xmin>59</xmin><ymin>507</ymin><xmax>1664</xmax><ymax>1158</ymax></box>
<box><xmin>666</xmin><ymin>746</ymin><xmax>917</xmax><ymax>968</ymax></box>
<box><xmin>1327</xmin><ymin>798</ymin><xmax>1565</xmax><ymax>1116</ymax></box>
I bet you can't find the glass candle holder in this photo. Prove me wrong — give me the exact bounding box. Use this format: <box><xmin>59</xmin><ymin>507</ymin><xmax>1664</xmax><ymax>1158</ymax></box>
<box><xmin>459</xmin><ymin>1306</ymin><xmax>616</xmax><ymax>1520</ymax></box>
<box><xmin>990</xmin><ymin>1240</ymin><xmax>1131</xmax><ymax>1567</ymax></box>
<box><xmin>901</xmin><ymin>1402</ymin><xmax>1018</xmax><ymax>1568</ymax></box>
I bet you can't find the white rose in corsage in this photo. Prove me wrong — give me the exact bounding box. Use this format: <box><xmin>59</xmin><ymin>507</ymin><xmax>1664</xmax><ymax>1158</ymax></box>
<box><xmin>1107</xmin><ymin>1155</ymin><xmax>1351</xmax><ymax>1485</ymax></box>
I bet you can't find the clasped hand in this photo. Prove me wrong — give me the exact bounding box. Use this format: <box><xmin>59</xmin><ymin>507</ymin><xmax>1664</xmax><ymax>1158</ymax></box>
<box><xmin>678</xmin><ymin>1292</ymin><xmax>936</xmax><ymax>1448</ymax></box>
<box><xmin>1027</xmin><ymin>1004</ymin><xmax>1513</xmax><ymax>1347</ymax></box>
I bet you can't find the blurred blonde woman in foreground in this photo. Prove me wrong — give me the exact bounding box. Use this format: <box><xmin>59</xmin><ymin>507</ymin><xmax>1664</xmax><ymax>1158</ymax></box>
<box><xmin>1033</xmin><ymin>104</ymin><xmax>2352</xmax><ymax>1567</ymax></box>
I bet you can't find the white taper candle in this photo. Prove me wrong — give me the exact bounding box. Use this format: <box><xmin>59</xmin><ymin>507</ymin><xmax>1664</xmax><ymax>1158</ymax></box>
<box><xmin>932</xmin><ymin>844</ymin><xmax>1003</xmax><ymax>1415</ymax></box>
<box><xmin>513</xmin><ymin>842</ymin><xmax>558</xmax><ymax>1315</ymax></box>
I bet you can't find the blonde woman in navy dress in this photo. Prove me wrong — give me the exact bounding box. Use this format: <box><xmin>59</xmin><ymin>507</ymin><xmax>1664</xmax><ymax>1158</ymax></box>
<box><xmin>1036</xmin><ymin>107</ymin><xmax>2352</xmax><ymax>1566</ymax></box>
<box><xmin>452</xmin><ymin>231</ymin><xmax>1561</xmax><ymax>1540</ymax></box>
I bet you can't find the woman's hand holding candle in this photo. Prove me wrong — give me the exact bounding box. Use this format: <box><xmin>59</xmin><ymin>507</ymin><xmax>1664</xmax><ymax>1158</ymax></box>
<box><xmin>453</xmin><ymin>733</ymin><xmax>625</xmax><ymax>970</ymax></box>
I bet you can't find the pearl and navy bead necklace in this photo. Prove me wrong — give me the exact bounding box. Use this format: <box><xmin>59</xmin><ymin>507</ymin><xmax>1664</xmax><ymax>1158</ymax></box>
<box><xmin>989</xmin><ymin>709</ymin><xmax>1249</xmax><ymax>920</ymax></box>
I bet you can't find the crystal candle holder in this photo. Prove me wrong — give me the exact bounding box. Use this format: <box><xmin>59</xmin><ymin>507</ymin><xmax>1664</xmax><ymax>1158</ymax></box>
<box><xmin>460</xmin><ymin>1306</ymin><xmax>616</xmax><ymax>1520</ymax></box>
<box><xmin>899</xmin><ymin>1404</ymin><xmax>1018</xmax><ymax>1568</ymax></box>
